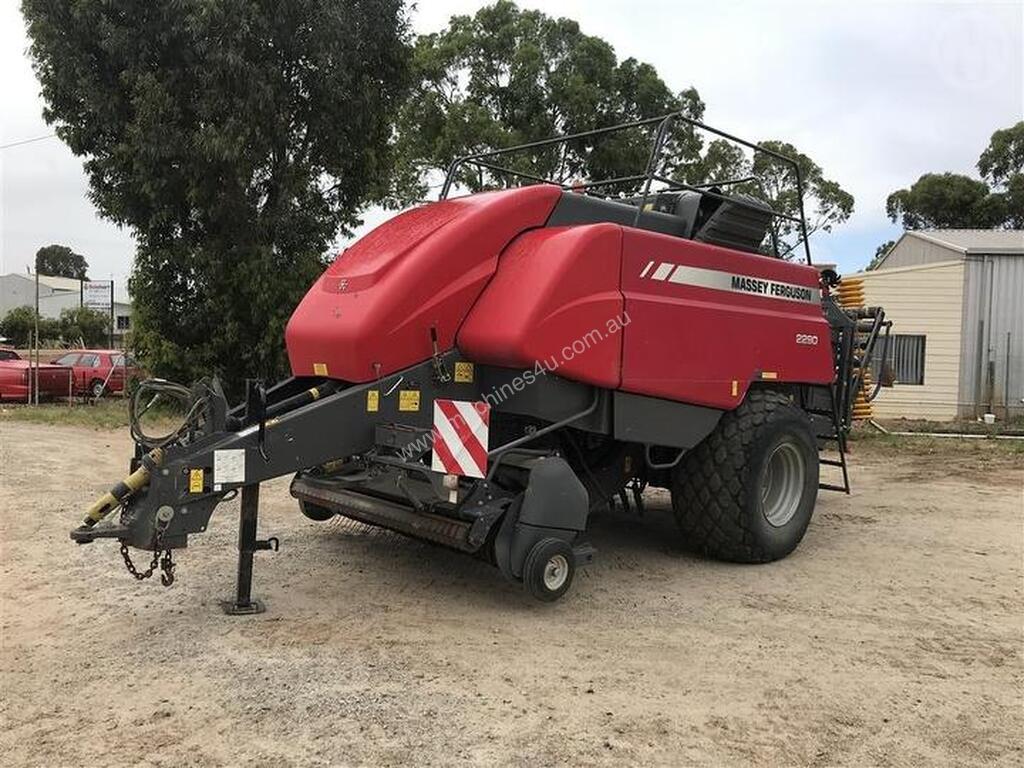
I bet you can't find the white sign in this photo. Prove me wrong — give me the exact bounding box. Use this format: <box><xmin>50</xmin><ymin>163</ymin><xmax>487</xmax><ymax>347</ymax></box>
<box><xmin>83</xmin><ymin>280</ymin><xmax>112</xmax><ymax>311</ymax></box>
<box><xmin>213</xmin><ymin>449</ymin><xmax>247</xmax><ymax>486</ymax></box>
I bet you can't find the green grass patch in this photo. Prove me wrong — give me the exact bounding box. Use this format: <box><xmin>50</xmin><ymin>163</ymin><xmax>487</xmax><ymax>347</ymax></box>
<box><xmin>874</xmin><ymin>417</ymin><xmax>1024</xmax><ymax>437</ymax></box>
<box><xmin>0</xmin><ymin>398</ymin><xmax>183</xmax><ymax>433</ymax></box>
<box><xmin>0</xmin><ymin>399</ymin><xmax>134</xmax><ymax>430</ymax></box>
<box><xmin>849</xmin><ymin>425</ymin><xmax>1024</xmax><ymax>473</ymax></box>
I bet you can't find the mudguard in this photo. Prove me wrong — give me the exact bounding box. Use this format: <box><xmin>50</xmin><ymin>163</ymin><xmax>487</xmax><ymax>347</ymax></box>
<box><xmin>495</xmin><ymin>457</ymin><xmax>589</xmax><ymax>580</ymax></box>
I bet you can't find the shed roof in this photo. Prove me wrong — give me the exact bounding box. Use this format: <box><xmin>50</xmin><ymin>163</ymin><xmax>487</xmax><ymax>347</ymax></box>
<box><xmin>901</xmin><ymin>229</ymin><xmax>1023</xmax><ymax>255</ymax></box>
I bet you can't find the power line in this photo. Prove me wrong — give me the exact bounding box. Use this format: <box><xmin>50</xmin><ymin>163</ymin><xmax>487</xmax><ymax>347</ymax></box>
<box><xmin>0</xmin><ymin>133</ymin><xmax>57</xmax><ymax>150</ymax></box>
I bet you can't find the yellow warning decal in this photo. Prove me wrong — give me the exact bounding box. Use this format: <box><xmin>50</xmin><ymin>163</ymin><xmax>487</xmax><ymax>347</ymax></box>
<box><xmin>761</xmin><ymin>371</ymin><xmax>778</xmax><ymax>380</ymax></box>
<box><xmin>454</xmin><ymin>361</ymin><xmax>474</xmax><ymax>383</ymax></box>
<box><xmin>313</xmin><ymin>362</ymin><xmax>329</xmax><ymax>376</ymax></box>
<box><xmin>367</xmin><ymin>390</ymin><xmax>380</xmax><ymax>412</ymax></box>
<box><xmin>189</xmin><ymin>468</ymin><xmax>204</xmax><ymax>494</ymax></box>
<box><xmin>731</xmin><ymin>380</ymin><xmax>739</xmax><ymax>397</ymax></box>
<box><xmin>399</xmin><ymin>390</ymin><xmax>420</xmax><ymax>412</ymax></box>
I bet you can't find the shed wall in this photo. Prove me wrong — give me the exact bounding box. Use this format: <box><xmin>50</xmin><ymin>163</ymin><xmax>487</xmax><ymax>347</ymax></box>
<box><xmin>882</xmin><ymin>237</ymin><xmax>959</xmax><ymax>269</ymax></box>
<box><xmin>858</xmin><ymin>260</ymin><xmax>964</xmax><ymax>420</ymax></box>
<box><xmin>959</xmin><ymin>255</ymin><xmax>1024</xmax><ymax>418</ymax></box>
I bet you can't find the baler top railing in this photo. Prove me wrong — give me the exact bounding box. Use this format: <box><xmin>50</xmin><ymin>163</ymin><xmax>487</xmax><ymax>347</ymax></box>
<box><xmin>439</xmin><ymin>111</ymin><xmax>813</xmax><ymax>265</ymax></box>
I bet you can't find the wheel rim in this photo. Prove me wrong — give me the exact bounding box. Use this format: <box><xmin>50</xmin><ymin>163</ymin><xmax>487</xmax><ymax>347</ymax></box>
<box><xmin>543</xmin><ymin>554</ymin><xmax>569</xmax><ymax>591</ymax></box>
<box><xmin>760</xmin><ymin>440</ymin><xmax>806</xmax><ymax>527</ymax></box>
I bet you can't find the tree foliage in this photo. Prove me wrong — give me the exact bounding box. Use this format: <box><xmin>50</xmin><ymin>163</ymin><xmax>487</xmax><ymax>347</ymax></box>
<box><xmin>867</xmin><ymin>240</ymin><xmax>895</xmax><ymax>271</ymax></box>
<box><xmin>35</xmin><ymin>244</ymin><xmax>88</xmax><ymax>280</ymax></box>
<box><xmin>22</xmin><ymin>0</ymin><xmax>410</xmax><ymax>394</ymax></box>
<box><xmin>886</xmin><ymin>172</ymin><xmax>1005</xmax><ymax>230</ymax></box>
<box><xmin>886</xmin><ymin>121</ymin><xmax>1023</xmax><ymax>231</ymax></box>
<box><xmin>389</xmin><ymin>0</ymin><xmax>704</xmax><ymax>203</ymax></box>
<box><xmin>978</xmin><ymin>121</ymin><xmax>1024</xmax><ymax>185</ymax></box>
<box><xmin>0</xmin><ymin>305</ymin><xmax>108</xmax><ymax>347</ymax></box>
<box><xmin>391</xmin><ymin>2</ymin><xmax>852</xmax><ymax>260</ymax></box>
<box><xmin>58</xmin><ymin>306</ymin><xmax>110</xmax><ymax>347</ymax></box>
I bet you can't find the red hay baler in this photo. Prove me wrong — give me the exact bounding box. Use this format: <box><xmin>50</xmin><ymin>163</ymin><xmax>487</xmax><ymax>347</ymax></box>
<box><xmin>72</xmin><ymin>113</ymin><xmax>889</xmax><ymax>609</ymax></box>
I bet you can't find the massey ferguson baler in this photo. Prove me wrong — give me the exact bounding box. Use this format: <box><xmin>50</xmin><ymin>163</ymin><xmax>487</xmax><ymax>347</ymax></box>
<box><xmin>72</xmin><ymin>114</ymin><xmax>888</xmax><ymax>609</ymax></box>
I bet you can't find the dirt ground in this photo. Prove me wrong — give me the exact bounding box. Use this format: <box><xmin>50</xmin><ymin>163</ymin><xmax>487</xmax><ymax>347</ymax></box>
<box><xmin>1</xmin><ymin>421</ymin><xmax>1021</xmax><ymax>767</ymax></box>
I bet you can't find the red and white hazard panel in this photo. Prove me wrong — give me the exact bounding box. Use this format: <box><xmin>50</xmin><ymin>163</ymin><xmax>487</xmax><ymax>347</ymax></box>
<box><xmin>431</xmin><ymin>399</ymin><xmax>491</xmax><ymax>479</ymax></box>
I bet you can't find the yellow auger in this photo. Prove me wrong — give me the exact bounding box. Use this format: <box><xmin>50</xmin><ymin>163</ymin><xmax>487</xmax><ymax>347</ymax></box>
<box><xmin>78</xmin><ymin>448</ymin><xmax>165</xmax><ymax>529</ymax></box>
<box><xmin>837</xmin><ymin>276</ymin><xmax>873</xmax><ymax>422</ymax></box>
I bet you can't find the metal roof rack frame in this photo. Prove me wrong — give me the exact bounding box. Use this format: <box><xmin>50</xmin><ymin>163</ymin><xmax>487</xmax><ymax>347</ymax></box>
<box><xmin>439</xmin><ymin>111</ymin><xmax>813</xmax><ymax>265</ymax></box>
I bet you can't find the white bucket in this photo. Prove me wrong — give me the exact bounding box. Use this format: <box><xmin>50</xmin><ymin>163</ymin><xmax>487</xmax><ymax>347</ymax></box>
<box><xmin>983</xmin><ymin>413</ymin><xmax>996</xmax><ymax>425</ymax></box>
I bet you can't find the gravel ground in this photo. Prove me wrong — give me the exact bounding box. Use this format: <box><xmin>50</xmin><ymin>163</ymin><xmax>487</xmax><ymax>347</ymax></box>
<box><xmin>1</xmin><ymin>421</ymin><xmax>1021</xmax><ymax>766</ymax></box>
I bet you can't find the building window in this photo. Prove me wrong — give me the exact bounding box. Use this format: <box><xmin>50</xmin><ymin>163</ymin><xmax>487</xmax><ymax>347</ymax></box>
<box><xmin>116</xmin><ymin>315</ymin><xmax>131</xmax><ymax>330</ymax></box>
<box><xmin>877</xmin><ymin>334</ymin><xmax>926</xmax><ymax>385</ymax></box>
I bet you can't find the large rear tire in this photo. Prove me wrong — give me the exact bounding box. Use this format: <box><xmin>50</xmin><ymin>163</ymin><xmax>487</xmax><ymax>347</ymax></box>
<box><xmin>671</xmin><ymin>389</ymin><xmax>819</xmax><ymax>563</ymax></box>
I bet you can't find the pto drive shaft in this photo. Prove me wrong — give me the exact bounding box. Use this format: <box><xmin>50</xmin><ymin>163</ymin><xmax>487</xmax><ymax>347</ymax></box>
<box><xmin>74</xmin><ymin>448</ymin><xmax>165</xmax><ymax>534</ymax></box>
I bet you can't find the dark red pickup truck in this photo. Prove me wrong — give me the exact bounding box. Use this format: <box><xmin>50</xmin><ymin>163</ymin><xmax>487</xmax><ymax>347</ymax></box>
<box><xmin>0</xmin><ymin>347</ymin><xmax>74</xmax><ymax>401</ymax></box>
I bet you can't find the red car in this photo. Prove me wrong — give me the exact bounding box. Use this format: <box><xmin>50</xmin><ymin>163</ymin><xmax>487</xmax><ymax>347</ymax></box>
<box><xmin>50</xmin><ymin>349</ymin><xmax>138</xmax><ymax>398</ymax></box>
<box><xmin>0</xmin><ymin>347</ymin><xmax>74</xmax><ymax>401</ymax></box>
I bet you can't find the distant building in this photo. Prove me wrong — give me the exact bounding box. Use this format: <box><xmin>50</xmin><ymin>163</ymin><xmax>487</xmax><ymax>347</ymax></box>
<box><xmin>0</xmin><ymin>272</ymin><xmax>132</xmax><ymax>346</ymax></box>
<box><xmin>857</xmin><ymin>230</ymin><xmax>1023</xmax><ymax>420</ymax></box>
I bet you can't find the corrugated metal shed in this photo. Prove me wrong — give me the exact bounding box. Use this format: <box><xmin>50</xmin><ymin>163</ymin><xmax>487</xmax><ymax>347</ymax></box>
<box><xmin>863</xmin><ymin>229</ymin><xmax>1023</xmax><ymax>419</ymax></box>
<box><xmin>960</xmin><ymin>254</ymin><xmax>1024</xmax><ymax>418</ymax></box>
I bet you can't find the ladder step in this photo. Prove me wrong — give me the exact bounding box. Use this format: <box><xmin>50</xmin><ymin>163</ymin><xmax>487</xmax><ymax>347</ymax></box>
<box><xmin>819</xmin><ymin>483</ymin><xmax>850</xmax><ymax>493</ymax></box>
<box><xmin>820</xmin><ymin>458</ymin><xmax>846</xmax><ymax>467</ymax></box>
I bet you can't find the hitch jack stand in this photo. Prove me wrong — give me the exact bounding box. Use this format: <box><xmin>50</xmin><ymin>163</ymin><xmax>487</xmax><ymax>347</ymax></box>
<box><xmin>222</xmin><ymin>483</ymin><xmax>278</xmax><ymax>615</ymax></box>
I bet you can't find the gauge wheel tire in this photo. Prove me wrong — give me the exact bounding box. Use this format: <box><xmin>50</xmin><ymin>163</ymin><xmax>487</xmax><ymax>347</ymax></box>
<box><xmin>522</xmin><ymin>537</ymin><xmax>575</xmax><ymax>602</ymax></box>
<box><xmin>90</xmin><ymin>379</ymin><xmax>106</xmax><ymax>399</ymax></box>
<box><xmin>671</xmin><ymin>389</ymin><xmax>819</xmax><ymax>563</ymax></box>
<box><xmin>298</xmin><ymin>500</ymin><xmax>336</xmax><ymax>522</ymax></box>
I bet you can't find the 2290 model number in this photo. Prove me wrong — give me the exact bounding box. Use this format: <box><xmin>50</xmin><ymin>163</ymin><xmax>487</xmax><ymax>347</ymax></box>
<box><xmin>795</xmin><ymin>333</ymin><xmax>819</xmax><ymax>346</ymax></box>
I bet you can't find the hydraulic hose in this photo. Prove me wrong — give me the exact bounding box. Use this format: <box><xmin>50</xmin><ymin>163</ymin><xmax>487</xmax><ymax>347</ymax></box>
<box><xmin>265</xmin><ymin>381</ymin><xmax>341</xmax><ymax>420</ymax></box>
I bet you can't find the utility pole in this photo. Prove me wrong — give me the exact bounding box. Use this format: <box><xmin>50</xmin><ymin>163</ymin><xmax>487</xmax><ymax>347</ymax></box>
<box><xmin>109</xmin><ymin>279</ymin><xmax>114</xmax><ymax>349</ymax></box>
<box><xmin>33</xmin><ymin>264</ymin><xmax>39</xmax><ymax>405</ymax></box>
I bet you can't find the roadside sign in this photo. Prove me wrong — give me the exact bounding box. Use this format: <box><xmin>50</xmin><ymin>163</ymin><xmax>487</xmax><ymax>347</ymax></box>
<box><xmin>83</xmin><ymin>280</ymin><xmax>112</xmax><ymax>311</ymax></box>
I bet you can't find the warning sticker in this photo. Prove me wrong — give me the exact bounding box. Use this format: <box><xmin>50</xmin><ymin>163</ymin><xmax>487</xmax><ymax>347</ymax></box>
<box><xmin>454</xmin><ymin>361</ymin><xmax>474</xmax><ymax>383</ymax></box>
<box><xmin>214</xmin><ymin>449</ymin><xmax>246</xmax><ymax>485</ymax></box>
<box><xmin>399</xmin><ymin>390</ymin><xmax>421</xmax><ymax>412</ymax></box>
<box><xmin>367</xmin><ymin>390</ymin><xmax>380</xmax><ymax>412</ymax></box>
<box><xmin>313</xmin><ymin>362</ymin><xmax>329</xmax><ymax>376</ymax></box>
<box><xmin>188</xmin><ymin>468</ymin><xmax>204</xmax><ymax>493</ymax></box>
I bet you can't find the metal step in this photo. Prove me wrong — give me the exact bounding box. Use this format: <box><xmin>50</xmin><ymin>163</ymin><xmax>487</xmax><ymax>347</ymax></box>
<box><xmin>818</xmin><ymin>483</ymin><xmax>849</xmax><ymax>493</ymax></box>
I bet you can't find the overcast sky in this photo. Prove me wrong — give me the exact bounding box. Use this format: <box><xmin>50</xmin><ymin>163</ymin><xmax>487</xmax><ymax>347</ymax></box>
<box><xmin>1</xmin><ymin>0</ymin><xmax>1021</xmax><ymax>291</ymax></box>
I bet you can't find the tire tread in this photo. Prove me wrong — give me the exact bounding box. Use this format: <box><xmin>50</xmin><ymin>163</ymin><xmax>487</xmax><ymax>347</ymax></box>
<box><xmin>671</xmin><ymin>389</ymin><xmax>811</xmax><ymax>563</ymax></box>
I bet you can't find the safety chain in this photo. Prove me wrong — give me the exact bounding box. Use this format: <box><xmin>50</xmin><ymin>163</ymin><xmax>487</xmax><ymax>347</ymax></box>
<box><xmin>119</xmin><ymin>539</ymin><xmax>176</xmax><ymax>586</ymax></box>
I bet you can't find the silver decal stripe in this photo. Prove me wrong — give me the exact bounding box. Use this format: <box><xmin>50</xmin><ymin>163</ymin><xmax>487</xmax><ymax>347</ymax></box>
<box><xmin>648</xmin><ymin>263</ymin><xmax>821</xmax><ymax>304</ymax></box>
<box><xmin>639</xmin><ymin>260</ymin><xmax>655</xmax><ymax>279</ymax></box>
<box><xmin>650</xmin><ymin>262</ymin><xmax>675</xmax><ymax>281</ymax></box>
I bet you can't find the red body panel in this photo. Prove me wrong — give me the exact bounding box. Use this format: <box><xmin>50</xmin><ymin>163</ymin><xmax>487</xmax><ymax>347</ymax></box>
<box><xmin>458</xmin><ymin>225</ymin><xmax>624</xmax><ymax>389</ymax></box>
<box><xmin>286</xmin><ymin>185</ymin><xmax>563</xmax><ymax>382</ymax></box>
<box><xmin>620</xmin><ymin>230</ymin><xmax>833</xmax><ymax>408</ymax></box>
<box><xmin>284</xmin><ymin>186</ymin><xmax>834</xmax><ymax>410</ymax></box>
